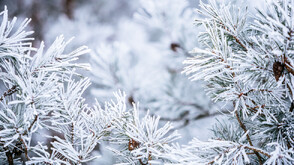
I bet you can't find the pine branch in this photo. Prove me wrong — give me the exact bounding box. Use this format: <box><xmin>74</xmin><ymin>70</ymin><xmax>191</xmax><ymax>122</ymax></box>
<box><xmin>0</xmin><ymin>85</ymin><xmax>18</xmax><ymax>102</ymax></box>
<box><xmin>206</xmin><ymin>143</ymin><xmax>271</xmax><ymax>165</ymax></box>
<box><xmin>27</xmin><ymin>115</ymin><xmax>38</xmax><ymax>133</ymax></box>
<box><xmin>234</xmin><ymin>110</ymin><xmax>263</xmax><ymax>164</ymax></box>
<box><xmin>19</xmin><ymin>135</ymin><xmax>29</xmax><ymax>161</ymax></box>
<box><xmin>243</xmin><ymin>145</ymin><xmax>270</xmax><ymax>158</ymax></box>
<box><xmin>238</xmin><ymin>89</ymin><xmax>273</xmax><ymax>98</ymax></box>
<box><xmin>245</xmin><ymin>104</ymin><xmax>266</xmax><ymax>115</ymax></box>
<box><xmin>70</xmin><ymin>122</ymin><xmax>74</xmax><ymax>148</ymax></box>
<box><xmin>15</xmin><ymin>127</ymin><xmax>30</xmax><ymax>161</ymax></box>
<box><xmin>218</xmin><ymin>21</ymin><xmax>248</xmax><ymax>51</ymax></box>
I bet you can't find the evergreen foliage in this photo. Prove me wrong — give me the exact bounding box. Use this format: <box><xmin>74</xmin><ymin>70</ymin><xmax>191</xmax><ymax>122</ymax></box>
<box><xmin>179</xmin><ymin>0</ymin><xmax>294</xmax><ymax>164</ymax></box>
<box><xmin>0</xmin><ymin>0</ymin><xmax>294</xmax><ymax>164</ymax></box>
<box><xmin>0</xmin><ymin>6</ymin><xmax>179</xmax><ymax>165</ymax></box>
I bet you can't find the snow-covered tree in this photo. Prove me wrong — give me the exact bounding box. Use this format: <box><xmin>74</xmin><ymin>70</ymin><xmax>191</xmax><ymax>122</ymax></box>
<box><xmin>0</xmin><ymin>6</ymin><xmax>180</xmax><ymax>165</ymax></box>
<box><xmin>170</xmin><ymin>0</ymin><xmax>294</xmax><ymax>164</ymax></box>
<box><xmin>1</xmin><ymin>0</ymin><xmax>294</xmax><ymax>164</ymax></box>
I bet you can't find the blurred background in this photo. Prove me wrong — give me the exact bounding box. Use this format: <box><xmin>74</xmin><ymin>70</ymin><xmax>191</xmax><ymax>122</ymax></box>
<box><xmin>0</xmin><ymin>0</ymin><xmax>264</xmax><ymax>164</ymax></box>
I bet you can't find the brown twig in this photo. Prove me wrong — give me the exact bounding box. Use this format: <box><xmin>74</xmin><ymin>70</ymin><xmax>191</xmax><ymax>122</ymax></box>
<box><xmin>28</xmin><ymin>115</ymin><xmax>38</xmax><ymax>133</ymax></box>
<box><xmin>19</xmin><ymin>135</ymin><xmax>29</xmax><ymax>161</ymax></box>
<box><xmin>245</xmin><ymin>104</ymin><xmax>266</xmax><ymax>115</ymax></box>
<box><xmin>281</xmin><ymin>29</ymin><xmax>294</xmax><ymax>102</ymax></box>
<box><xmin>71</xmin><ymin>122</ymin><xmax>74</xmax><ymax>146</ymax></box>
<box><xmin>284</xmin><ymin>55</ymin><xmax>294</xmax><ymax>72</ymax></box>
<box><xmin>238</xmin><ymin>89</ymin><xmax>272</xmax><ymax>98</ymax></box>
<box><xmin>22</xmin><ymin>114</ymin><xmax>39</xmax><ymax>138</ymax></box>
<box><xmin>5</xmin><ymin>148</ymin><xmax>13</xmax><ymax>165</ymax></box>
<box><xmin>234</xmin><ymin>111</ymin><xmax>263</xmax><ymax>164</ymax></box>
<box><xmin>0</xmin><ymin>85</ymin><xmax>18</xmax><ymax>102</ymax></box>
<box><xmin>243</xmin><ymin>145</ymin><xmax>270</xmax><ymax>158</ymax></box>
<box><xmin>218</xmin><ymin>22</ymin><xmax>248</xmax><ymax>51</ymax></box>
<box><xmin>15</xmin><ymin>127</ymin><xmax>30</xmax><ymax>161</ymax></box>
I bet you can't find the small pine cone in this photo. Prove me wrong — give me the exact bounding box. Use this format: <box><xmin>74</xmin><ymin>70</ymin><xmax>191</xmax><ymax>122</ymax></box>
<box><xmin>128</xmin><ymin>138</ymin><xmax>140</xmax><ymax>151</ymax></box>
<box><xmin>170</xmin><ymin>43</ymin><xmax>181</xmax><ymax>52</ymax></box>
<box><xmin>128</xmin><ymin>95</ymin><xmax>135</xmax><ymax>105</ymax></box>
<box><xmin>273</xmin><ymin>61</ymin><xmax>284</xmax><ymax>81</ymax></box>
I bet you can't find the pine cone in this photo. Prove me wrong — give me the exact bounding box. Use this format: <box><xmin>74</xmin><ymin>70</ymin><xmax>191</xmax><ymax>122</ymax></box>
<box><xmin>170</xmin><ymin>43</ymin><xmax>181</xmax><ymax>52</ymax></box>
<box><xmin>273</xmin><ymin>61</ymin><xmax>284</xmax><ymax>81</ymax></box>
<box><xmin>128</xmin><ymin>138</ymin><xmax>140</xmax><ymax>151</ymax></box>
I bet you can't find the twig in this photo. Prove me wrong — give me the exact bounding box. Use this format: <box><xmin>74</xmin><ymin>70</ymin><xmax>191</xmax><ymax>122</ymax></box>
<box><xmin>22</xmin><ymin>114</ymin><xmax>38</xmax><ymax>137</ymax></box>
<box><xmin>0</xmin><ymin>85</ymin><xmax>18</xmax><ymax>102</ymax></box>
<box><xmin>19</xmin><ymin>135</ymin><xmax>29</xmax><ymax>161</ymax></box>
<box><xmin>243</xmin><ymin>145</ymin><xmax>270</xmax><ymax>158</ymax></box>
<box><xmin>15</xmin><ymin>127</ymin><xmax>30</xmax><ymax>161</ymax></box>
<box><xmin>235</xmin><ymin>111</ymin><xmax>263</xmax><ymax>164</ymax></box>
<box><xmin>28</xmin><ymin>115</ymin><xmax>38</xmax><ymax>132</ymax></box>
<box><xmin>218</xmin><ymin>21</ymin><xmax>248</xmax><ymax>51</ymax></box>
<box><xmin>5</xmin><ymin>148</ymin><xmax>13</xmax><ymax>165</ymax></box>
<box><xmin>71</xmin><ymin>122</ymin><xmax>75</xmax><ymax>148</ymax></box>
<box><xmin>238</xmin><ymin>89</ymin><xmax>272</xmax><ymax>98</ymax></box>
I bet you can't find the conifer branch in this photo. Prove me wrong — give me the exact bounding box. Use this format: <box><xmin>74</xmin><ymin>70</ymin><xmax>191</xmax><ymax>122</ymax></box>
<box><xmin>218</xmin><ymin>21</ymin><xmax>248</xmax><ymax>51</ymax></box>
<box><xmin>234</xmin><ymin>110</ymin><xmax>263</xmax><ymax>164</ymax></box>
<box><xmin>27</xmin><ymin>115</ymin><xmax>38</xmax><ymax>133</ymax></box>
<box><xmin>0</xmin><ymin>85</ymin><xmax>18</xmax><ymax>102</ymax></box>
